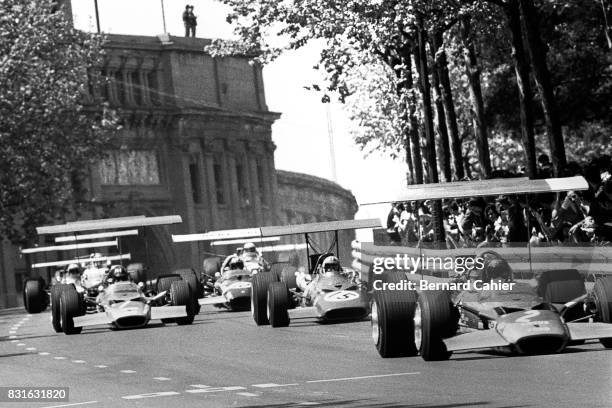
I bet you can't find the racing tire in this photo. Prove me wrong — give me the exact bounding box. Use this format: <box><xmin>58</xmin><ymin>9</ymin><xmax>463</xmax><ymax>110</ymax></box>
<box><xmin>417</xmin><ymin>291</ymin><xmax>455</xmax><ymax>361</ymax></box>
<box><xmin>170</xmin><ymin>280</ymin><xmax>195</xmax><ymax>325</ymax></box>
<box><xmin>174</xmin><ymin>268</ymin><xmax>202</xmax><ymax>314</ymax></box>
<box><xmin>60</xmin><ymin>286</ymin><xmax>83</xmax><ymax>335</ymax></box>
<box><xmin>156</xmin><ymin>274</ymin><xmax>182</xmax><ymax>295</ymax></box>
<box><xmin>537</xmin><ymin>269</ymin><xmax>585</xmax><ymax>303</ymax></box>
<box><xmin>251</xmin><ymin>272</ymin><xmax>279</xmax><ymax>326</ymax></box>
<box><xmin>371</xmin><ymin>271</ymin><xmax>418</xmax><ymax>358</ymax></box>
<box><xmin>267</xmin><ymin>282</ymin><xmax>290</xmax><ymax>327</ymax></box>
<box><xmin>23</xmin><ymin>278</ymin><xmax>47</xmax><ymax>314</ymax></box>
<box><xmin>593</xmin><ymin>277</ymin><xmax>612</xmax><ymax>348</ymax></box>
<box><xmin>280</xmin><ymin>266</ymin><xmax>298</xmax><ymax>290</ymax></box>
<box><xmin>50</xmin><ymin>284</ymin><xmax>65</xmax><ymax>333</ymax></box>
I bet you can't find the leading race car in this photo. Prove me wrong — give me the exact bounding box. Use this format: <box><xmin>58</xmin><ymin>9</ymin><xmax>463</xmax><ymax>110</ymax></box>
<box><xmin>367</xmin><ymin>176</ymin><xmax>612</xmax><ymax>360</ymax></box>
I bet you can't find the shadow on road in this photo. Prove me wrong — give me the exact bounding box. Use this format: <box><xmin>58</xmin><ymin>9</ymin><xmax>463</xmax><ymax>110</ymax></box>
<box><xmin>236</xmin><ymin>399</ymin><xmax>532</xmax><ymax>408</ymax></box>
<box><xmin>0</xmin><ymin>352</ymin><xmax>35</xmax><ymax>358</ymax></box>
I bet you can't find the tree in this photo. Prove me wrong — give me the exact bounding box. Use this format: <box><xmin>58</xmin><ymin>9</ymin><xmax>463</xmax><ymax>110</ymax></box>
<box><xmin>0</xmin><ymin>0</ymin><xmax>115</xmax><ymax>243</ymax></box>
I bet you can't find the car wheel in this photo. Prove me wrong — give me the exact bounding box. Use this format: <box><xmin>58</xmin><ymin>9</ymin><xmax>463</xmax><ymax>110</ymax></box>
<box><xmin>371</xmin><ymin>271</ymin><xmax>418</xmax><ymax>358</ymax></box>
<box><xmin>50</xmin><ymin>284</ymin><xmax>65</xmax><ymax>333</ymax></box>
<box><xmin>417</xmin><ymin>291</ymin><xmax>455</xmax><ymax>361</ymax></box>
<box><xmin>24</xmin><ymin>278</ymin><xmax>46</xmax><ymax>314</ymax></box>
<box><xmin>174</xmin><ymin>268</ymin><xmax>202</xmax><ymax>314</ymax></box>
<box><xmin>267</xmin><ymin>282</ymin><xmax>290</xmax><ymax>327</ymax></box>
<box><xmin>280</xmin><ymin>266</ymin><xmax>298</xmax><ymax>290</ymax></box>
<box><xmin>60</xmin><ymin>286</ymin><xmax>83</xmax><ymax>335</ymax></box>
<box><xmin>156</xmin><ymin>274</ymin><xmax>182</xmax><ymax>295</ymax></box>
<box><xmin>251</xmin><ymin>272</ymin><xmax>278</xmax><ymax>326</ymax></box>
<box><xmin>593</xmin><ymin>277</ymin><xmax>612</xmax><ymax>348</ymax></box>
<box><xmin>170</xmin><ymin>280</ymin><xmax>195</xmax><ymax>325</ymax></box>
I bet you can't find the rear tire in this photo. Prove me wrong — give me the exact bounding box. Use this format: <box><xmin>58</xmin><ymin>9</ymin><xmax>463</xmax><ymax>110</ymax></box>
<box><xmin>417</xmin><ymin>291</ymin><xmax>455</xmax><ymax>361</ymax></box>
<box><xmin>280</xmin><ymin>266</ymin><xmax>298</xmax><ymax>290</ymax></box>
<box><xmin>60</xmin><ymin>286</ymin><xmax>83</xmax><ymax>335</ymax></box>
<box><xmin>156</xmin><ymin>274</ymin><xmax>182</xmax><ymax>295</ymax></box>
<box><xmin>24</xmin><ymin>278</ymin><xmax>46</xmax><ymax>313</ymax></box>
<box><xmin>50</xmin><ymin>284</ymin><xmax>64</xmax><ymax>333</ymax></box>
<box><xmin>537</xmin><ymin>269</ymin><xmax>585</xmax><ymax>303</ymax></box>
<box><xmin>267</xmin><ymin>282</ymin><xmax>290</xmax><ymax>327</ymax></box>
<box><xmin>174</xmin><ymin>268</ymin><xmax>202</xmax><ymax>314</ymax></box>
<box><xmin>593</xmin><ymin>277</ymin><xmax>612</xmax><ymax>348</ymax></box>
<box><xmin>371</xmin><ymin>271</ymin><xmax>418</xmax><ymax>358</ymax></box>
<box><xmin>170</xmin><ymin>280</ymin><xmax>195</xmax><ymax>325</ymax></box>
<box><xmin>251</xmin><ymin>272</ymin><xmax>278</xmax><ymax>325</ymax></box>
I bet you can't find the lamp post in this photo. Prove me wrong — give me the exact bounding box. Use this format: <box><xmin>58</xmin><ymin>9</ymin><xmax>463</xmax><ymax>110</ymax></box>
<box><xmin>161</xmin><ymin>0</ymin><xmax>167</xmax><ymax>33</ymax></box>
<box><xmin>94</xmin><ymin>0</ymin><xmax>100</xmax><ymax>33</ymax></box>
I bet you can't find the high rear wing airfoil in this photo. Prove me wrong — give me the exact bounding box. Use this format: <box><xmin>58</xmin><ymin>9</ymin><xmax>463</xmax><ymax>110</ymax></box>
<box><xmin>31</xmin><ymin>253</ymin><xmax>131</xmax><ymax>269</ymax></box>
<box><xmin>360</xmin><ymin>176</ymin><xmax>588</xmax><ymax>205</ymax></box>
<box><xmin>172</xmin><ymin>218</ymin><xmax>382</xmax><ymax>243</ymax></box>
<box><xmin>37</xmin><ymin>215</ymin><xmax>182</xmax><ymax>235</ymax></box>
<box><xmin>55</xmin><ymin>229</ymin><xmax>139</xmax><ymax>243</ymax></box>
<box><xmin>21</xmin><ymin>239</ymin><xmax>118</xmax><ymax>254</ymax></box>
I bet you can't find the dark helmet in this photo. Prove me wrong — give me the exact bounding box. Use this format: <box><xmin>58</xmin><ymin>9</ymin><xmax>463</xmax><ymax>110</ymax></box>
<box><xmin>229</xmin><ymin>256</ymin><xmax>244</xmax><ymax>270</ymax></box>
<box><xmin>481</xmin><ymin>251</ymin><xmax>512</xmax><ymax>281</ymax></box>
<box><xmin>110</xmin><ymin>265</ymin><xmax>129</xmax><ymax>281</ymax></box>
<box><xmin>322</xmin><ymin>256</ymin><xmax>340</xmax><ymax>272</ymax></box>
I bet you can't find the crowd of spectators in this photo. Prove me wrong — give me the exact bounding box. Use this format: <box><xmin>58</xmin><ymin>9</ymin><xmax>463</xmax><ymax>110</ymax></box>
<box><xmin>386</xmin><ymin>155</ymin><xmax>612</xmax><ymax>248</ymax></box>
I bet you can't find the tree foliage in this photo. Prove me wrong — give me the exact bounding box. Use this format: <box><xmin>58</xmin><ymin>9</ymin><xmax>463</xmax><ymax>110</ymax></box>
<box><xmin>0</xmin><ymin>0</ymin><xmax>116</xmax><ymax>243</ymax></box>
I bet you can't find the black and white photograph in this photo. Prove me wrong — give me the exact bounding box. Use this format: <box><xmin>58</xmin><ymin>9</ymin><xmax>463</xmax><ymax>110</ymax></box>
<box><xmin>1</xmin><ymin>0</ymin><xmax>611</xmax><ymax>407</ymax></box>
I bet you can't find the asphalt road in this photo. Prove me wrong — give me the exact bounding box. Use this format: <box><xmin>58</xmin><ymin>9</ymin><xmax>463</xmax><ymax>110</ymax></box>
<box><xmin>0</xmin><ymin>306</ymin><xmax>611</xmax><ymax>408</ymax></box>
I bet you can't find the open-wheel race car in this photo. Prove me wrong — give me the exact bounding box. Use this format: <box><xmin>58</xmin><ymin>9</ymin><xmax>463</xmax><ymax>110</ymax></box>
<box><xmin>365</xmin><ymin>176</ymin><xmax>612</xmax><ymax>360</ymax></box>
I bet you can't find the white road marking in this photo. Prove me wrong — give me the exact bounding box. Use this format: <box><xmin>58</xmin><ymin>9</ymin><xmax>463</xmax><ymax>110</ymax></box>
<box><xmin>8</xmin><ymin>331</ymin><xmax>16</xmax><ymax>334</ymax></box>
<box><xmin>297</xmin><ymin>403</ymin><xmax>321</xmax><ymax>406</ymax></box>
<box><xmin>16</xmin><ymin>343</ymin><xmax>25</xmax><ymax>346</ymax></box>
<box><xmin>122</xmin><ymin>392</ymin><xmax>180</xmax><ymax>400</ymax></box>
<box><xmin>72</xmin><ymin>360</ymin><xmax>86</xmax><ymax>364</ymax></box>
<box><xmin>186</xmin><ymin>386</ymin><xmax>246</xmax><ymax>394</ymax></box>
<box><xmin>153</xmin><ymin>377</ymin><xmax>171</xmax><ymax>381</ymax></box>
<box><xmin>120</xmin><ymin>370</ymin><xmax>136</xmax><ymax>373</ymax></box>
<box><xmin>9</xmin><ymin>335</ymin><xmax>17</xmax><ymax>339</ymax></box>
<box><xmin>252</xmin><ymin>383</ymin><xmax>298</xmax><ymax>388</ymax></box>
<box><xmin>236</xmin><ymin>392</ymin><xmax>260</xmax><ymax>397</ymax></box>
<box><xmin>39</xmin><ymin>352</ymin><xmax>50</xmax><ymax>356</ymax></box>
<box><xmin>40</xmin><ymin>401</ymin><xmax>97</xmax><ymax>408</ymax></box>
<box><xmin>306</xmin><ymin>372</ymin><xmax>420</xmax><ymax>383</ymax></box>
<box><xmin>94</xmin><ymin>365</ymin><xmax>108</xmax><ymax>368</ymax></box>
<box><xmin>188</xmin><ymin>384</ymin><xmax>210</xmax><ymax>388</ymax></box>
<box><xmin>10</xmin><ymin>340</ymin><xmax>18</xmax><ymax>343</ymax></box>
<box><xmin>54</xmin><ymin>356</ymin><xmax>66</xmax><ymax>360</ymax></box>
<box><xmin>26</xmin><ymin>347</ymin><xmax>36</xmax><ymax>351</ymax></box>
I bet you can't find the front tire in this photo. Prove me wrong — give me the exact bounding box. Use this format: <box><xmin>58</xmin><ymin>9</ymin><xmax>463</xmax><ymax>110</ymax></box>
<box><xmin>24</xmin><ymin>278</ymin><xmax>46</xmax><ymax>313</ymax></box>
<box><xmin>371</xmin><ymin>271</ymin><xmax>418</xmax><ymax>358</ymax></box>
<box><xmin>174</xmin><ymin>268</ymin><xmax>202</xmax><ymax>314</ymax></box>
<box><xmin>60</xmin><ymin>286</ymin><xmax>83</xmax><ymax>335</ymax></box>
<box><xmin>593</xmin><ymin>277</ymin><xmax>612</xmax><ymax>348</ymax></box>
<box><xmin>280</xmin><ymin>266</ymin><xmax>298</xmax><ymax>290</ymax></box>
<box><xmin>417</xmin><ymin>291</ymin><xmax>455</xmax><ymax>361</ymax></box>
<box><xmin>267</xmin><ymin>282</ymin><xmax>290</xmax><ymax>327</ymax></box>
<box><xmin>50</xmin><ymin>284</ymin><xmax>65</xmax><ymax>333</ymax></box>
<box><xmin>251</xmin><ymin>272</ymin><xmax>278</xmax><ymax>325</ymax></box>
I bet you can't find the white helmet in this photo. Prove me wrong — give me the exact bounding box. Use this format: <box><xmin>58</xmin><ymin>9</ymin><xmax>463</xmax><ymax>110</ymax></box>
<box><xmin>322</xmin><ymin>256</ymin><xmax>340</xmax><ymax>273</ymax></box>
<box><xmin>243</xmin><ymin>242</ymin><xmax>257</xmax><ymax>253</ymax></box>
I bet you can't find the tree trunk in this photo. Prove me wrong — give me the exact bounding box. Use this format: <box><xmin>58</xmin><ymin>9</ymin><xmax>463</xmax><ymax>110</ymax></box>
<box><xmin>506</xmin><ymin>0</ymin><xmax>537</xmax><ymax>179</ymax></box>
<box><xmin>460</xmin><ymin>17</ymin><xmax>492</xmax><ymax>179</ymax></box>
<box><xmin>402</xmin><ymin>47</ymin><xmax>424</xmax><ymax>184</ymax></box>
<box><xmin>432</xmin><ymin>30</ymin><xmax>464</xmax><ymax>181</ymax></box>
<box><xmin>518</xmin><ymin>0</ymin><xmax>566</xmax><ymax>175</ymax></box>
<box><xmin>416</xmin><ymin>17</ymin><xmax>445</xmax><ymax>244</ymax></box>
<box><xmin>402</xmin><ymin>102</ymin><xmax>416</xmax><ymax>185</ymax></box>
<box><xmin>429</xmin><ymin>31</ymin><xmax>452</xmax><ymax>182</ymax></box>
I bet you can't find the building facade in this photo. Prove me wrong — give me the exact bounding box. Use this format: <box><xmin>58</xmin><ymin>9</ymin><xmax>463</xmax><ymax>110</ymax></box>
<box><xmin>0</xmin><ymin>33</ymin><xmax>357</xmax><ymax>308</ymax></box>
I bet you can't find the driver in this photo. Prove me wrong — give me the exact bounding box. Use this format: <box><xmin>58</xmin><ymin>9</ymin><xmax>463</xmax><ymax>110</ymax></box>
<box><xmin>107</xmin><ymin>265</ymin><xmax>130</xmax><ymax>283</ymax></box>
<box><xmin>481</xmin><ymin>252</ymin><xmax>513</xmax><ymax>282</ymax></box>
<box><xmin>241</xmin><ymin>242</ymin><xmax>259</xmax><ymax>260</ymax></box>
<box><xmin>90</xmin><ymin>252</ymin><xmax>106</xmax><ymax>269</ymax></box>
<box><xmin>64</xmin><ymin>263</ymin><xmax>81</xmax><ymax>284</ymax></box>
<box><xmin>228</xmin><ymin>256</ymin><xmax>244</xmax><ymax>271</ymax></box>
<box><xmin>321</xmin><ymin>255</ymin><xmax>342</xmax><ymax>276</ymax></box>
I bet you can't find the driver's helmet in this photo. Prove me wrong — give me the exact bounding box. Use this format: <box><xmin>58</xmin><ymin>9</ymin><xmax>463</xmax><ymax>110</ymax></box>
<box><xmin>90</xmin><ymin>252</ymin><xmax>105</xmax><ymax>268</ymax></box>
<box><xmin>110</xmin><ymin>265</ymin><xmax>129</xmax><ymax>282</ymax></box>
<box><xmin>482</xmin><ymin>253</ymin><xmax>512</xmax><ymax>282</ymax></box>
<box><xmin>321</xmin><ymin>256</ymin><xmax>341</xmax><ymax>274</ymax></box>
<box><xmin>243</xmin><ymin>242</ymin><xmax>257</xmax><ymax>254</ymax></box>
<box><xmin>65</xmin><ymin>263</ymin><xmax>81</xmax><ymax>282</ymax></box>
<box><xmin>228</xmin><ymin>256</ymin><xmax>244</xmax><ymax>270</ymax></box>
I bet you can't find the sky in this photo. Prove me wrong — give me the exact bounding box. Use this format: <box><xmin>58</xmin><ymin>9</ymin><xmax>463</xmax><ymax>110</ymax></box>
<box><xmin>70</xmin><ymin>0</ymin><xmax>404</xmax><ymax>224</ymax></box>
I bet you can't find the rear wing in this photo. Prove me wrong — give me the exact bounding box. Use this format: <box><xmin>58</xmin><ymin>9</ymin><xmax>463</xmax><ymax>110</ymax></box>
<box><xmin>55</xmin><ymin>229</ymin><xmax>139</xmax><ymax>243</ymax></box>
<box><xmin>31</xmin><ymin>253</ymin><xmax>131</xmax><ymax>269</ymax></box>
<box><xmin>21</xmin><ymin>240</ymin><xmax>118</xmax><ymax>254</ymax></box>
<box><xmin>37</xmin><ymin>215</ymin><xmax>182</xmax><ymax>235</ymax></box>
<box><xmin>172</xmin><ymin>218</ymin><xmax>382</xmax><ymax>243</ymax></box>
<box><xmin>360</xmin><ymin>176</ymin><xmax>588</xmax><ymax>205</ymax></box>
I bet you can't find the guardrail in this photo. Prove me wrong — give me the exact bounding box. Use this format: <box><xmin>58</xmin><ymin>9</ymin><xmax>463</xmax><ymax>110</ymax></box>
<box><xmin>351</xmin><ymin>241</ymin><xmax>612</xmax><ymax>284</ymax></box>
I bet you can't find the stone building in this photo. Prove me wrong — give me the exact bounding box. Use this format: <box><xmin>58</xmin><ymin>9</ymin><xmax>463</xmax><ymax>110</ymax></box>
<box><xmin>0</xmin><ymin>30</ymin><xmax>358</xmax><ymax>308</ymax></box>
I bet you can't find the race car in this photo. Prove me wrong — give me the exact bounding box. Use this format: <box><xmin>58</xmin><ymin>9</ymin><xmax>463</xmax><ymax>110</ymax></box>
<box><xmin>372</xmin><ymin>252</ymin><xmax>612</xmax><ymax>360</ymax></box>
<box><xmin>252</xmin><ymin>252</ymin><xmax>370</xmax><ymax>327</ymax></box>
<box><xmin>55</xmin><ymin>265</ymin><xmax>195</xmax><ymax>334</ymax></box>
<box><xmin>366</xmin><ymin>175</ymin><xmax>612</xmax><ymax>360</ymax></box>
<box><xmin>198</xmin><ymin>256</ymin><xmax>255</xmax><ymax>311</ymax></box>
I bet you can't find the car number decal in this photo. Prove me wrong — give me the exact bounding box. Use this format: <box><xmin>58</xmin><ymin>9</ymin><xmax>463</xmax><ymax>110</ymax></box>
<box><xmin>324</xmin><ymin>291</ymin><xmax>359</xmax><ymax>302</ymax></box>
<box><xmin>515</xmin><ymin>310</ymin><xmax>540</xmax><ymax>323</ymax></box>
